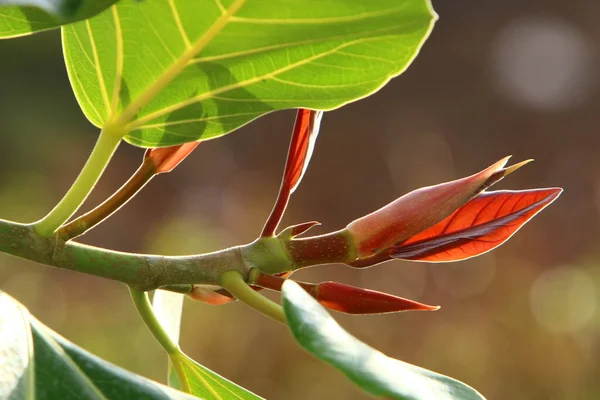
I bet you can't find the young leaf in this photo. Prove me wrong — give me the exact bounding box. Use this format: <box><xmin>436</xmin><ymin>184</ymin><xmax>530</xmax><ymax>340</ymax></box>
<box><xmin>392</xmin><ymin>188</ymin><xmax>562</xmax><ymax>262</ymax></box>
<box><xmin>61</xmin><ymin>0</ymin><xmax>437</xmax><ymax>146</ymax></box>
<box><xmin>262</xmin><ymin>109</ymin><xmax>323</xmax><ymax>236</ymax></box>
<box><xmin>168</xmin><ymin>352</ymin><xmax>263</xmax><ymax>400</ymax></box>
<box><xmin>0</xmin><ymin>0</ymin><xmax>118</xmax><ymax>38</ymax></box>
<box><xmin>282</xmin><ymin>281</ymin><xmax>485</xmax><ymax>400</ymax></box>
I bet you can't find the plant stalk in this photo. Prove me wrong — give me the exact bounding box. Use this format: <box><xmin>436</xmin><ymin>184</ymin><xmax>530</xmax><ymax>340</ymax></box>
<box><xmin>128</xmin><ymin>288</ymin><xmax>191</xmax><ymax>393</ymax></box>
<box><xmin>219</xmin><ymin>270</ymin><xmax>286</xmax><ymax>323</ymax></box>
<box><xmin>58</xmin><ymin>157</ymin><xmax>155</xmax><ymax>241</ymax></box>
<box><xmin>34</xmin><ymin>128</ymin><xmax>122</xmax><ymax>237</ymax></box>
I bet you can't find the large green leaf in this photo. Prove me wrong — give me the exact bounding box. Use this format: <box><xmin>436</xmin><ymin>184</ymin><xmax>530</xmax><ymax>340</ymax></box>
<box><xmin>282</xmin><ymin>281</ymin><xmax>486</xmax><ymax>400</ymax></box>
<box><xmin>0</xmin><ymin>0</ymin><xmax>118</xmax><ymax>38</ymax></box>
<box><xmin>62</xmin><ymin>0</ymin><xmax>437</xmax><ymax>147</ymax></box>
<box><xmin>0</xmin><ymin>292</ymin><xmax>34</xmax><ymax>400</ymax></box>
<box><xmin>0</xmin><ymin>292</ymin><xmax>199</xmax><ymax>400</ymax></box>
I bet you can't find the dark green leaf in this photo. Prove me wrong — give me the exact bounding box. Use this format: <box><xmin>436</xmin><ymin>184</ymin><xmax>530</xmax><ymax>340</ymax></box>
<box><xmin>0</xmin><ymin>292</ymin><xmax>34</xmax><ymax>400</ymax></box>
<box><xmin>61</xmin><ymin>0</ymin><xmax>437</xmax><ymax>147</ymax></box>
<box><xmin>0</xmin><ymin>291</ymin><xmax>200</xmax><ymax>400</ymax></box>
<box><xmin>0</xmin><ymin>0</ymin><xmax>118</xmax><ymax>38</ymax></box>
<box><xmin>282</xmin><ymin>281</ymin><xmax>486</xmax><ymax>400</ymax></box>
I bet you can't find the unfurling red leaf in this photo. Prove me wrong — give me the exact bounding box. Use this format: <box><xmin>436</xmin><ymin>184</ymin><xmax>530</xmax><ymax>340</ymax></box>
<box><xmin>346</xmin><ymin>157</ymin><xmax>526</xmax><ymax>258</ymax></box>
<box><xmin>282</xmin><ymin>109</ymin><xmax>323</xmax><ymax>195</ymax></box>
<box><xmin>392</xmin><ymin>188</ymin><xmax>562</xmax><ymax>262</ymax></box>
<box><xmin>262</xmin><ymin>109</ymin><xmax>323</xmax><ymax>236</ymax></box>
<box><xmin>145</xmin><ymin>142</ymin><xmax>200</xmax><ymax>174</ymax></box>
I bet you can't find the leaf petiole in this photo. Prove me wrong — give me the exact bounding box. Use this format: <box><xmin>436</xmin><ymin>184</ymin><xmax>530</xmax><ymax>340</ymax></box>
<box><xmin>219</xmin><ymin>270</ymin><xmax>286</xmax><ymax>323</ymax></box>
<box><xmin>128</xmin><ymin>287</ymin><xmax>191</xmax><ymax>393</ymax></box>
<box><xmin>34</xmin><ymin>127</ymin><xmax>123</xmax><ymax>237</ymax></box>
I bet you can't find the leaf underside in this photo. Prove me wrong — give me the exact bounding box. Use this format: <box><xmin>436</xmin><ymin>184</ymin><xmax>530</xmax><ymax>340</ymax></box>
<box><xmin>282</xmin><ymin>281</ymin><xmax>485</xmax><ymax>400</ymax></box>
<box><xmin>61</xmin><ymin>0</ymin><xmax>437</xmax><ymax>147</ymax></box>
<box><xmin>393</xmin><ymin>188</ymin><xmax>562</xmax><ymax>262</ymax></box>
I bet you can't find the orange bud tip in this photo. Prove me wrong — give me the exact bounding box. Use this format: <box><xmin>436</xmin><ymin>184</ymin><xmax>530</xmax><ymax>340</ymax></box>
<box><xmin>146</xmin><ymin>142</ymin><xmax>200</xmax><ymax>174</ymax></box>
<box><xmin>189</xmin><ymin>285</ymin><xmax>235</xmax><ymax>306</ymax></box>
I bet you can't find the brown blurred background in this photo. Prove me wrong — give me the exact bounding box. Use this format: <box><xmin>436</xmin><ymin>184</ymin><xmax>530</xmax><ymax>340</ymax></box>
<box><xmin>1</xmin><ymin>0</ymin><xmax>599</xmax><ymax>399</ymax></box>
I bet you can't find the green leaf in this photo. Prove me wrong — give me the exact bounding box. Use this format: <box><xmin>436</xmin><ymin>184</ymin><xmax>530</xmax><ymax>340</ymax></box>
<box><xmin>169</xmin><ymin>352</ymin><xmax>263</xmax><ymax>400</ymax></box>
<box><xmin>282</xmin><ymin>281</ymin><xmax>486</xmax><ymax>400</ymax></box>
<box><xmin>62</xmin><ymin>0</ymin><xmax>437</xmax><ymax>147</ymax></box>
<box><xmin>0</xmin><ymin>0</ymin><xmax>118</xmax><ymax>39</ymax></box>
<box><xmin>0</xmin><ymin>292</ymin><xmax>199</xmax><ymax>400</ymax></box>
<box><xmin>151</xmin><ymin>290</ymin><xmax>262</xmax><ymax>399</ymax></box>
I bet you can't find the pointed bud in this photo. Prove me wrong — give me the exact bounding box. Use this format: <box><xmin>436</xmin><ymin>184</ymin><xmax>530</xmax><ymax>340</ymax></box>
<box><xmin>145</xmin><ymin>142</ymin><xmax>200</xmax><ymax>174</ymax></box>
<box><xmin>253</xmin><ymin>271</ymin><xmax>437</xmax><ymax>314</ymax></box>
<box><xmin>346</xmin><ymin>157</ymin><xmax>525</xmax><ymax>258</ymax></box>
<box><xmin>314</xmin><ymin>281</ymin><xmax>439</xmax><ymax>314</ymax></box>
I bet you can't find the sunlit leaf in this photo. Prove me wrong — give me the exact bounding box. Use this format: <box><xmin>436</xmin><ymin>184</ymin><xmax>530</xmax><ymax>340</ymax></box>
<box><xmin>0</xmin><ymin>0</ymin><xmax>117</xmax><ymax>38</ymax></box>
<box><xmin>392</xmin><ymin>188</ymin><xmax>562</xmax><ymax>262</ymax></box>
<box><xmin>169</xmin><ymin>352</ymin><xmax>263</xmax><ymax>400</ymax></box>
<box><xmin>62</xmin><ymin>0</ymin><xmax>437</xmax><ymax>147</ymax></box>
<box><xmin>282</xmin><ymin>281</ymin><xmax>485</xmax><ymax>400</ymax></box>
<box><xmin>152</xmin><ymin>290</ymin><xmax>184</xmax><ymax>348</ymax></box>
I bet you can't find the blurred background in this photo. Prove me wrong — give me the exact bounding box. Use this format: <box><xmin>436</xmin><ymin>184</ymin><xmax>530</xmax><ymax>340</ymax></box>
<box><xmin>1</xmin><ymin>0</ymin><xmax>599</xmax><ymax>398</ymax></box>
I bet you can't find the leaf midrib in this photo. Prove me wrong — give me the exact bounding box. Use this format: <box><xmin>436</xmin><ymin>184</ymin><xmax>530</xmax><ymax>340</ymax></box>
<box><xmin>113</xmin><ymin>0</ymin><xmax>248</xmax><ymax>129</ymax></box>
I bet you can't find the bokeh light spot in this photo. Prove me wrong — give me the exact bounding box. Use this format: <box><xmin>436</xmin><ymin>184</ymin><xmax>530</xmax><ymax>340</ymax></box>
<box><xmin>491</xmin><ymin>16</ymin><xmax>595</xmax><ymax>111</ymax></box>
<box><xmin>530</xmin><ymin>266</ymin><xmax>596</xmax><ymax>333</ymax></box>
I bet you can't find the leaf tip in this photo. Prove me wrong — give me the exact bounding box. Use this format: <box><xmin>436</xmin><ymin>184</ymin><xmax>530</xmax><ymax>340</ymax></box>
<box><xmin>503</xmin><ymin>158</ymin><xmax>534</xmax><ymax>177</ymax></box>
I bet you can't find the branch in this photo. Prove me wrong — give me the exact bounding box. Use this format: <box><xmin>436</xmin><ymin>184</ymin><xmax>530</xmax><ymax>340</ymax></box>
<box><xmin>0</xmin><ymin>219</ymin><xmax>248</xmax><ymax>291</ymax></box>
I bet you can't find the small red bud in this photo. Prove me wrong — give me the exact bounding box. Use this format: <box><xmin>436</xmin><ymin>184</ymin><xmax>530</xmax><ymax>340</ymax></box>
<box><xmin>189</xmin><ymin>285</ymin><xmax>235</xmax><ymax>306</ymax></box>
<box><xmin>145</xmin><ymin>142</ymin><xmax>200</xmax><ymax>174</ymax></box>
<box><xmin>315</xmin><ymin>281</ymin><xmax>439</xmax><ymax>314</ymax></box>
<box><xmin>254</xmin><ymin>271</ymin><xmax>437</xmax><ymax>314</ymax></box>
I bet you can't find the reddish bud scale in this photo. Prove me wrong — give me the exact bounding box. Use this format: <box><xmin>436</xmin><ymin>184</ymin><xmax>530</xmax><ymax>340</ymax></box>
<box><xmin>189</xmin><ymin>285</ymin><xmax>236</xmax><ymax>305</ymax></box>
<box><xmin>346</xmin><ymin>157</ymin><xmax>511</xmax><ymax>258</ymax></box>
<box><xmin>145</xmin><ymin>142</ymin><xmax>200</xmax><ymax>174</ymax></box>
